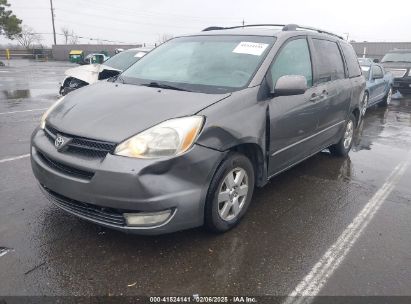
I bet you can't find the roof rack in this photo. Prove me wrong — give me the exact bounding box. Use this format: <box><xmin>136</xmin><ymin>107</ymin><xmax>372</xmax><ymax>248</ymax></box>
<box><xmin>202</xmin><ymin>23</ymin><xmax>344</xmax><ymax>40</ymax></box>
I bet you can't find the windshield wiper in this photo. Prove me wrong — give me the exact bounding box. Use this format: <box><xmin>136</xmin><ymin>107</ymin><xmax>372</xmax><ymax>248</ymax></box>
<box><xmin>117</xmin><ymin>75</ymin><xmax>125</xmax><ymax>83</ymax></box>
<box><xmin>140</xmin><ymin>82</ymin><xmax>191</xmax><ymax>92</ymax></box>
<box><xmin>107</xmin><ymin>74</ymin><xmax>122</xmax><ymax>83</ymax></box>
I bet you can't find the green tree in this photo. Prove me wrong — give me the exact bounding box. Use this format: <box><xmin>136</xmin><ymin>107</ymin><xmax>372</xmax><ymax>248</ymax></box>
<box><xmin>0</xmin><ymin>0</ymin><xmax>22</xmax><ymax>39</ymax></box>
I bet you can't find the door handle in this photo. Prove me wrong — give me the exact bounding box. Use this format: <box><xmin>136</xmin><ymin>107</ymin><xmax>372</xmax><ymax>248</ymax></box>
<box><xmin>309</xmin><ymin>93</ymin><xmax>322</xmax><ymax>102</ymax></box>
<box><xmin>309</xmin><ymin>90</ymin><xmax>328</xmax><ymax>102</ymax></box>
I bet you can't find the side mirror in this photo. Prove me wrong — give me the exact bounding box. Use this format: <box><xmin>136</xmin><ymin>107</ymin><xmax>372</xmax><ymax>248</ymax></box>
<box><xmin>272</xmin><ymin>75</ymin><xmax>307</xmax><ymax>96</ymax></box>
<box><xmin>373</xmin><ymin>59</ymin><xmax>380</xmax><ymax>63</ymax></box>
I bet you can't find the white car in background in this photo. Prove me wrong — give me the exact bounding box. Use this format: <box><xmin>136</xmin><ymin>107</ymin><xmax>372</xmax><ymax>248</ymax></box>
<box><xmin>59</xmin><ymin>47</ymin><xmax>152</xmax><ymax>95</ymax></box>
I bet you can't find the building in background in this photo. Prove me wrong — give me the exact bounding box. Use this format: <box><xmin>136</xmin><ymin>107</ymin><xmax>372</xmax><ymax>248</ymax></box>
<box><xmin>351</xmin><ymin>42</ymin><xmax>411</xmax><ymax>61</ymax></box>
<box><xmin>3</xmin><ymin>41</ymin><xmax>411</xmax><ymax>63</ymax></box>
<box><xmin>51</xmin><ymin>44</ymin><xmax>144</xmax><ymax>61</ymax></box>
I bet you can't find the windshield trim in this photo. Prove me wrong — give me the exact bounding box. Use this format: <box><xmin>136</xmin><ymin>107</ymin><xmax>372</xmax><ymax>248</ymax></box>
<box><xmin>120</xmin><ymin>35</ymin><xmax>277</xmax><ymax>94</ymax></box>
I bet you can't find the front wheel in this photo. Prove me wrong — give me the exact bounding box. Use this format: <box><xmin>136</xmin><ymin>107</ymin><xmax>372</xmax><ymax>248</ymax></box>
<box><xmin>329</xmin><ymin>114</ymin><xmax>356</xmax><ymax>157</ymax></box>
<box><xmin>381</xmin><ymin>87</ymin><xmax>393</xmax><ymax>107</ymax></box>
<box><xmin>205</xmin><ymin>152</ymin><xmax>255</xmax><ymax>233</ymax></box>
<box><xmin>361</xmin><ymin>92</ymin><xmax>369</xmax><ymax>116</ymax></box>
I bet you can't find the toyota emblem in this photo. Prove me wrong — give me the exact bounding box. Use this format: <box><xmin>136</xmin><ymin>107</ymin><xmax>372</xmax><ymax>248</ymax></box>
<box><xmin>55</xmin><ymin>135</ymin><xmax>65</xmax><ymax>149</ymax></box>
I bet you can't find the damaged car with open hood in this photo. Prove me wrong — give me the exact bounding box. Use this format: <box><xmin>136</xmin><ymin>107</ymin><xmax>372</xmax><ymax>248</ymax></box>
<box><xmin>31</xmin><ymin>24</ymin><xmax>364</xmax><ymax>234</ymax></box>
<box><xmin>59</xmin><ymin>47</ymin><xmax>151</xmax><ymax>95</ymax></box>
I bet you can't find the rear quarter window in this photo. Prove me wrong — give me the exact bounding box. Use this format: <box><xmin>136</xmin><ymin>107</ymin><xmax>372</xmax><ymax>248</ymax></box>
<box><xmin>340</xmin><ymin>43</ymin><xmax>362</xmax><ymax>78</ymax></box>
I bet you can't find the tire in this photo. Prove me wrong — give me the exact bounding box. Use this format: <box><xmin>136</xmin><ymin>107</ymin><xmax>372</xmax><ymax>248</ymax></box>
<box><xmin>60</xmin><ymin>84</ymin><xmax>69</xmax><ymax>96</ymax></box>
<box><xmin>381</xmin><ymin>87</ymin><xmax>393</xmax><ymax>107</ymax></box>
<box><xmin>329</xmin><ymin>113</ymin><xmax>356</xmax><ymax>157</ymax></box>
<box><xmin>205</xmin><ymin>152</ymin><xmax>255</xmax><ymax>233</ymax></box>
<box><xmin>361</xmin><ymin>92</ymin><xmax>369</xmax><ymax>116</ymax></box>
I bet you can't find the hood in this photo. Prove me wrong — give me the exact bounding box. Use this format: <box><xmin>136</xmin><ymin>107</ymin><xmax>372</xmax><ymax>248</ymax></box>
<box><xmin>64</xmin><ymin>64</ymin><xmax>120</xmax><ymax>84</ymax></box>
<box><xmin>381</xmin><ymin>62</ymin><xmax>411</xmax><ymax>69</ymax></box>
<box><xmin>47</xmin><ymin>81</ymin><xmax>230</xmax><ymax>142</ymax></box>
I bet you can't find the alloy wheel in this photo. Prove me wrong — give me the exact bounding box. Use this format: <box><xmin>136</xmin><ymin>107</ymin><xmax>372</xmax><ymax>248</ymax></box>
<box><xmin>386</xmin><ymin>88</ymin><xmax>393</xmax><ymax>105</ymax></box>
<box><xmin>361</xmin><ymin>94</ymin><xmax>369</xmax><ymax>116</ymax></box>
<box><xmin>343</xmin><ymin>120</ymin><xmax>354</xmax><ymax>149</ymax></box>
<box><xmin>218</xmin><ymin>167</ymin><xmax>249</xmax><ymax>221</ymax></box>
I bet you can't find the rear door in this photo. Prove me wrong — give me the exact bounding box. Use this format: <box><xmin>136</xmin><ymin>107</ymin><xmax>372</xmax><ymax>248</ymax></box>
<box><xmin>340</xmin><ymin>42</ymin><xmax>364</xmax><ymax>115</ymax></box>
<box><xmin>309</xmin><ymin>38</ymin><xmax>352</xmax><ymax>147</ymax></box>
<box><xmin>267</xmin><ymin>37</ymin><xmax>322</xmax><ymax>176</ymax></box>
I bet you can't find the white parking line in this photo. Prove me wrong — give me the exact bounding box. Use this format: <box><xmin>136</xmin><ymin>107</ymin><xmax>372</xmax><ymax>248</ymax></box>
<box><xmin>284</xmin><ymin>156</ymin><xmax>411</xmax><ymax>304</ymax></box>
<box><xmin>0</xmin><ymin>154</ymin><xmax>30</xmax><ymax>164</ymax></box>
<box><xmin>0</xmin><ymin>108</ymin><xmax>47</xmax><ymax>115</ymax></box>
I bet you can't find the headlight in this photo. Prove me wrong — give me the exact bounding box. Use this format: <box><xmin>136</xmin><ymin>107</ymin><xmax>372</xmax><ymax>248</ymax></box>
<box><xmin>40</xmin><ymin>96</ymin><xmax>65</xmax><ymax>129</ymax></box>
<box><xmin>114</xmin><ymin>116</ymin><xmax>204</xmax><ymax>158</ymax></box>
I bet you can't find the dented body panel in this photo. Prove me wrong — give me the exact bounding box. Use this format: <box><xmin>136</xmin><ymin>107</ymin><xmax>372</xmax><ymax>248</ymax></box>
<box><xmin>64</xmin><ymin>64</ymin><xmax>120</xmax><ymax>85</ymax></box>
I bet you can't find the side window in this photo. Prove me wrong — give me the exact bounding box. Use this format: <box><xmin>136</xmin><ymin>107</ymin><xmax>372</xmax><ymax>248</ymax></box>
<box><xmin>270</xmin><ymin>38</ymin><xmax>313</xmax><ymax>87</ymax></box>
<box><xmin>340</xmin><ymin>42</ymin><xmax>362</xmax><ymax>77</ymax></box>
<box><xmin>372</xmin><ymin>65</ymin><xmax>383</xmax><ymax>78</ymax></box>
<box><xmin>361</xmin><ymin>66</ymin><xmax>370</xmax><ymax>79</ymax></box>
<box><xmin>312</xmin><ymin>39</ymin><xmax>345</xmax><ymax>84</ymax></box>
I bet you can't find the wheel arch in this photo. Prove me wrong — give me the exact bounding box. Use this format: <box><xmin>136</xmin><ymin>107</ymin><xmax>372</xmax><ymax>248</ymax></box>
<box><xmin>228</xmin><ymin>143</ymin><xmax>267</xmax><ymax>188</ymax></box>
<box><xmin>352</xmin><ymin>107</ymin><xmax>361</xmax><ymax>127</ymax></box>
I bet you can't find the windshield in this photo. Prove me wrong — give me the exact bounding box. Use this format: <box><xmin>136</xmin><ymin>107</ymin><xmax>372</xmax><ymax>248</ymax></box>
<box><xmin>381</xmin><ymin>52</ymin><xmax>411</xmax><ymax>63</ymax></box>
<box><xmin>103</xmin><ymin>50</ymin><xmax>146</xmax><ymax>71</ymax></box>
<box><xmin>122</xmin><ymin>35</ymin><xmax>276</xmax><ymax>93</ymax></box>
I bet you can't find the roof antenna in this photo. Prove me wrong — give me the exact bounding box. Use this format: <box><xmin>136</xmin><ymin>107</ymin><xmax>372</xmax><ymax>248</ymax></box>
<box><xmin>242</xmin><ymin>19</ymin><xmax>245</xmax><ymax>28</ymax></box>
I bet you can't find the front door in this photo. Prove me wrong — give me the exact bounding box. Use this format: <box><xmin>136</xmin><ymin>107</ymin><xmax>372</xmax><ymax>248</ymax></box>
<box><xmin>370</xmin><ymin>65</ymin><xmax>385</xmax><ymax>104</ymax></box>
<box><xmin>267</xmin><ymin>37</ymin><xmax>321</xmax><ymax>176</ymax></box>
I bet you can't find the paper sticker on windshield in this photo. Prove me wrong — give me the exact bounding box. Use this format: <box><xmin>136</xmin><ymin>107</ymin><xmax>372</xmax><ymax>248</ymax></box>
<box><xmin>361</xmin><ymin>66</ymin><xmax>370</xmax><ymax>71</ymax></box>
<box><xmin>134</xmin><ymin>52</ymin><xmax>146</xmax><ymax>58</ymax></box>
<box><xmin>233</xmin><ymin>42</ymin><xmax>269</xmax><ymax>56</ymax></box>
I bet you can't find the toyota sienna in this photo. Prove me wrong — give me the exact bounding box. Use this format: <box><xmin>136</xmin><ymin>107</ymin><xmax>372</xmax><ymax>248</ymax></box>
<box><xmin>31</xmin><ymin>24</ymin><xmax>365</xmax><ymax>234</ymax></box>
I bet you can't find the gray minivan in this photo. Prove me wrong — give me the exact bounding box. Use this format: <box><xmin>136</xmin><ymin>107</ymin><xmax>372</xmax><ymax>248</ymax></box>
<box><xmin>31</xmin><ymin>24</ymin><xmax>365</xmax><ymax>234</ymax></box>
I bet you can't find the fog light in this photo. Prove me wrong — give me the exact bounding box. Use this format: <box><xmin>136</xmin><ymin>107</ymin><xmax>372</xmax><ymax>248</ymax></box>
<box><xmin>124</xmin><ymin>210</ymin><xmax>172</xmax><ymax>227</ymax></box>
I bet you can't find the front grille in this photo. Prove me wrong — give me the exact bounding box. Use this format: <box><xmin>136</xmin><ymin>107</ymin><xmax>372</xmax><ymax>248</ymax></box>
<box><xmin>385</xmin><ymin>68</ymin><xmax>407</xmax><ymax>78</ymax></box>
<box><xmin>44</xmin><ymin>124</ymin><xmax>117</xmax><ymax>159</ymax></box>
<box><xmin>38</xmin><ymin>151</ymin><xmax>94</xmax><ymax>180</ymax></box>
<box><xmin>42</xmin><ymin>186</ymin><xmax>127</xmax><ymax>227</ymax></box>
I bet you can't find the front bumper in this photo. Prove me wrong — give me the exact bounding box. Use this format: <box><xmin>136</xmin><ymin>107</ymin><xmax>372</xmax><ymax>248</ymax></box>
<box><xmin>31</xmin><ymin>128</ymin><xmax>225</xmax><ymax>234</ymax></box>
<box><xmin>393</xmin><ymin>77</ymin><xmax>411</xmax><ymax>94</ymax></box>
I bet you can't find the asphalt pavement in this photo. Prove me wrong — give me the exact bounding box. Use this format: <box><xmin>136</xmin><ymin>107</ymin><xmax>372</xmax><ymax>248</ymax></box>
<box><xmin>0</xmin><ymin>60</ymin><xmax>410</xmax><ymax>299</ymax></box>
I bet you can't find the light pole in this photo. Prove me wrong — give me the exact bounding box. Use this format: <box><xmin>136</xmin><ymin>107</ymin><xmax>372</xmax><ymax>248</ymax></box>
<box><xmin>50</xmin><ymin>0</ymin><xmax>57</xmax><ymax>45</ymax></box>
